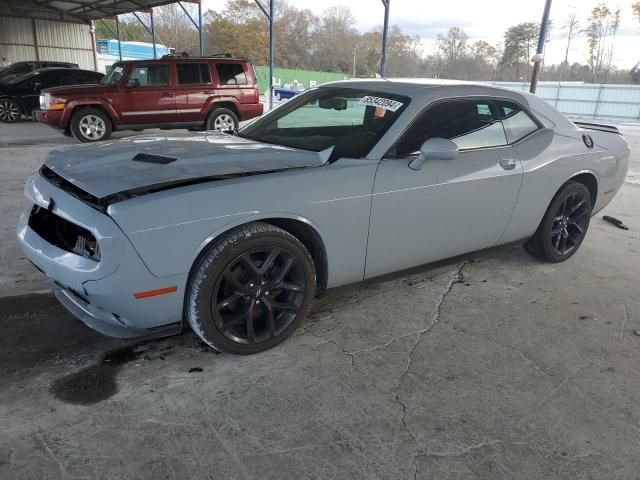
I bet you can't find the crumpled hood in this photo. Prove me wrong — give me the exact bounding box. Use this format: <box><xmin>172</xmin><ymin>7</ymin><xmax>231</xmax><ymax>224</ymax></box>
<box><xmin>44</xmin><ymin>131</ymin><xmax>331</xmax><ymax>199</ymax></box>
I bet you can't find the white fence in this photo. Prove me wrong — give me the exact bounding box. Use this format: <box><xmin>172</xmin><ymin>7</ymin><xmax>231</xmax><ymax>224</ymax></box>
<box><xmin>493</xmin><ymin>82</ymin><xmax>640</xmax><ymax>125</ymax></box>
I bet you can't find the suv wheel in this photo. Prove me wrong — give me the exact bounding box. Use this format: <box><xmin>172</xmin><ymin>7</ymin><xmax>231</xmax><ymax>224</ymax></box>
<box><xmin>0</xmin><ymin>99</ymin><xmax>21</xmax><ymax>123</ymax></box>
<box><xmin>70</xmin><ymin>108</ymin><xmax>112</xmax><ymax>143</ymax></box>
<box><xmin>205</xmin><ymin>108</ymin><xmax>239</xmax><ymax>132</ymax></box>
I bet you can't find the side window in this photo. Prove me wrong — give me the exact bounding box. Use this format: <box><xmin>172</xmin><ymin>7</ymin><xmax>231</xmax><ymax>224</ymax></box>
<box><xmin>216</xmin><ymin>63</ymin><xmax>247</xmax><ymax>85</ymax></box>
<box><xmin>129</xmin><ymin>64</ymin><xmax>170</xmax><ymax>86</ymax></box>
<box><xmin>394</xmin><ymin>99</ymin><xmax>507</xmax><ymax>156</ymax></box>
<box><xmin>32</xmin><ymin>72</ymin><xmax>61</xmax><ymax>88</ymax></box>
<box><xmin>496</xmin><ymin>100</ymin><xmax>539</xmax><ymax>143</ymax></box>
<box><xmin>177</xmin><ymin>63</ymin><xmax>211</xmax><ymax>85</ymax></box>
<box><xmin>13</xmin><ymin>63</ymin><xmax>33</xmax><ymax>75</ymax></box>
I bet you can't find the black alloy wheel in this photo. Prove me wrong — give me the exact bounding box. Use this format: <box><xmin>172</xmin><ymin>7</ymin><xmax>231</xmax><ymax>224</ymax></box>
<box><xmin>213</xmin><ymin>246</ymin><xmax>306</xmax><ymax>345</ymax></box>
<box><xmin>187</xmin><ymin>222</ymin><xmax>316</xmax><ymax>354</ymax></box>
<box><xmin>549</xmin><ymin>192</ymin><xmax>589</xmax><ymax>256</ymax></box>
<box><xmin>525</xmin><ymin>181</ymin><xmax>593</xmax><ymax>263</ymax></box>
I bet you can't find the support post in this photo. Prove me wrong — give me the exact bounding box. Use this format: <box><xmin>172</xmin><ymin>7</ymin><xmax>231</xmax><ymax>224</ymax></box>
<box><xmin>255</xmin><ymin>1</ymin><xmax>274</xmax><ymax>109</ymax></box>
<box><xmin>115</xmin><ymin>16</ymin><xmax>122</xmax><ymax>61</ymax></box>
<box><xmin>268</xmin><ymin>0</ymin><xmax>273</xmax><ymax>110</ymax></box>
<box><xmin>90</xmin><ymin>21</ymin><xmax>99</xmax><ymax>71</ymax></box>
<box><xmin>31</xmin><ymin>18</ymin><xmax>40</xmax><ymax>61</ymax></box>
<box><xmin>530</xmin><ymin>0</ymin><xmax>552</xmax><ymax>94</ymax></box>
<box><xmin>199</xmin><ymin>0</ymin><xmax>204</xmax><ymax>56</ymax></box>
<box><xmin>150</xmin><ymin>9</ymin><xmax>156</xmax><ymax>59</ymax></box>
<box><xmin>379</xmin><ymin>0</ymin><xmax>390</xmax><ymax>77</ymax></box>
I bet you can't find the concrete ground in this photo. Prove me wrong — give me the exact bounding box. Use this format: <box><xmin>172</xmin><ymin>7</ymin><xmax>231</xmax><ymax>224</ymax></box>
<box><xmin>1</xmin><ymin>121</ymin><xmax>640</xmax><ymax>480</ymax></box>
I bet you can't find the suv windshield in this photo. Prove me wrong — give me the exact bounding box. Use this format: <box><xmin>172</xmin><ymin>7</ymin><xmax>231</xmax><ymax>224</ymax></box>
<box><xmin>240</xmin><ymin>87</ymin><xmax>409</xmax><ymax>160</ymax></box>
<box><xmin>101</xmin><ymin>63</ymin><xmax>126</xmax><ymax>85</ymax></box>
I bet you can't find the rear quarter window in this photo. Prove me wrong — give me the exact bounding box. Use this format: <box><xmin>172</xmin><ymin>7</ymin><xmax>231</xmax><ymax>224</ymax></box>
<box><xmin>216</xmin><ymin>63</ymin><xmax>247</xmax><ymax>85</ymax></box>
<box><xmin>496</xmin><ymin>100</ymin><xmax>540</xmax><ymax>143</ymax></box>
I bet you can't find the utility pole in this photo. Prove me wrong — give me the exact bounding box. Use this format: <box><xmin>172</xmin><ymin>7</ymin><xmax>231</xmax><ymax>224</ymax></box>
<box><xmin>379</xmin><ymin>0</ymin><xmax>390</xmax><ymax>77</ymax></box>
<box><xmin>530</xmin><ymin>0</ymin><xmax>552</xmax><ymax>93</ymax></box>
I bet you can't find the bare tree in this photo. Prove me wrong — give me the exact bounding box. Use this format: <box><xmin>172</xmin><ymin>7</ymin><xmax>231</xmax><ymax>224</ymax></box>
<box><xmin>563</xmin><ymin>10</ymin><xmax>579</xmax><ymax>65</ymax></box>
<box><xmin>437</xmin><ymin>27</ymin><xmax>468</xmax><ymax>64</ymax></box>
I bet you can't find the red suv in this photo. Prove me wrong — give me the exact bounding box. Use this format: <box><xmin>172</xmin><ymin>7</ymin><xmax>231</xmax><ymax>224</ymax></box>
<box><xmin>36</xmin><ymin>56</ymin><xmax>263</xmax><ymax>142</ymax></box>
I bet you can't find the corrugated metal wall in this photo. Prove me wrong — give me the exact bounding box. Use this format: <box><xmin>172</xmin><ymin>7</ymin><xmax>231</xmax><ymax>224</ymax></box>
<box><xmin>0</xmin><ymin>16</ymin><xmax>94</xmax><ymax>70</ymax></box>
<box><xmin>494</xmin><ymin>81</ymin><xmax>640</xmax><ymax>124</ymax></box>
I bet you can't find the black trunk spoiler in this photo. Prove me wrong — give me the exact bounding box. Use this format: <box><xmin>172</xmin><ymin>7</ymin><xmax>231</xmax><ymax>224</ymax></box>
<box><xmin>573</xmin><ymin>121</ymin><xmax>621</xmax><ymax>135</ymax></box>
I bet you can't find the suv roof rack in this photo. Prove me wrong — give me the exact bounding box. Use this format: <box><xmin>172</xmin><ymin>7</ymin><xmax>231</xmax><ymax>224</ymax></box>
<box><xmin>160</xmin><ymin>53</ymin><xmax>235</xmax><ymax>59</ymax></box>
<box><xmin>162</xmin><ymin>52</ymin><xmax>189</xmax><ymax>58</ymax></box>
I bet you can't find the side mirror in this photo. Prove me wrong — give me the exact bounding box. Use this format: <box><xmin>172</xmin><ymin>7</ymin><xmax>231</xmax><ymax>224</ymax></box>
<box><xmin>409</xmin><ymin>138</ymin><xmax>459</xmax><ymax>171</ymax></box>
<box><xmin>126</xmin><ymin>78</ymin><xmax>140</xmax><ymax>88</ymax></box>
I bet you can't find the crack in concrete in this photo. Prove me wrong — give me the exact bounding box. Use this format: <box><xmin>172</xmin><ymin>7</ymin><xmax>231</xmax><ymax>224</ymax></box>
<box><xmin>421</xmin><ymin>439</ymin><xmax>597</xmax><ymax>460</ymax></box>
<box><xmin>537</xmin><ymin>361</ymin><xmax>593</xmax><ymax>407</ymax></box>
<box><xmin>394</xmin><ymin>261</ymin><xmax>470</xmax><ymax>480</ymax></box>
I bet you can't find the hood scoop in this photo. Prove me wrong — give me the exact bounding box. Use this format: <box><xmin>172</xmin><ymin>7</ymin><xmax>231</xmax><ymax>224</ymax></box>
<box><xmin>132</xmin><ymin>153</ymin><xmax>177</xmax><ymax>164</ymax></box>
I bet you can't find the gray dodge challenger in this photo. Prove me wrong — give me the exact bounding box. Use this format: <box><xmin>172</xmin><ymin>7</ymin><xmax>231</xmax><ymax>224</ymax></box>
<box><xmin>18</xmin><ymin>80</ymin><xmax>630</xmax><ymax>354</ymax></box>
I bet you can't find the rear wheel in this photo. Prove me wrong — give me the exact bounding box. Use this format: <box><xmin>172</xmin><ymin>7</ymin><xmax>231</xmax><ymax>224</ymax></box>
<box><xmin>187</xmin><ymin>222</ymin><xmax>316</xmax><ymax>354</ymax></box>
<box><xmin>70</xmin><ymin>108</ymin><xmax>112</xmax><ymax>142</ymax></box>
<box><xmin>205</xmin><ymin>108</ymin><xmax>238</xmax><ymax>132</ymax></box>
<box><xmin>525</xmin><ymin>182</ymin><xmax>592</xmax><ymax>262</ymax></box>
<box><xmin>0</xmin><ymin>98</ymin><xmax>21</xmax><ymax>123</ymax></box>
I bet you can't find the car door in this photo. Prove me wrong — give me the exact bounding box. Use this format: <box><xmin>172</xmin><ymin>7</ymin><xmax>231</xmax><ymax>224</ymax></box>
<box><xmin>365</xmin><ymin>98</ymin><xmax>524</xmax><ymax>279</ymax></box>
<box><xmin>20</xmin><ymin>70</ymin><xmax>63</xmax><ymax>112</ymax></box>
<box><xmin>119</xmin><ymin>62</ymin><xmax>177</xmax><ymax>125</ymax></box>
<box><xmin>174</xmin><ymin>62</ymin><xmax>213</xmax><ymax>122</ymax></box>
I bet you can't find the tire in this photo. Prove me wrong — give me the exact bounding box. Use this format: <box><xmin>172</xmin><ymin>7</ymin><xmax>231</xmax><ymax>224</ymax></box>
<box><xmin>187</xmin><ymin>222</ymin><xmax>316</xmax><ymax>354</ymax></box>
<box><xmin>0</xmin><ymin>98</ymin><xmax>21</xmax><ymax>123</ymax></box>
<box><xmin>205</xmin><ymin>108</ymin><xmax>239</xmax><ymax>132</ymax></box>
<box><xmin>525</xmin><ymin>181</ymin><xmax>593</xmax><ymax>263</ymax></box>
<box><xmin>70</xmin><ymin>108</ymin><xmax>112</xmax><ymax>142</ymax></box>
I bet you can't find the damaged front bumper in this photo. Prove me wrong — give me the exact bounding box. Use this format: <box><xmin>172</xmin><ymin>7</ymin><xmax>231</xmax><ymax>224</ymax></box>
<box><xmin>17</xmin><ymin>172</ymin><xmax>186</xmax><ymax>338</ymax></box>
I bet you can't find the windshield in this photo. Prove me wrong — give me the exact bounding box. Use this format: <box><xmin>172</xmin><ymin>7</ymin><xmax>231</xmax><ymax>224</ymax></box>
<box><xmin>101</xmin><ymin>63</ymin><xmax>126</xmax><ymax>85</ymax></box>
<box><xmin>240</xmin><ymin>87</ymin><xmax>410</xmax><ymax>160</ymax></box>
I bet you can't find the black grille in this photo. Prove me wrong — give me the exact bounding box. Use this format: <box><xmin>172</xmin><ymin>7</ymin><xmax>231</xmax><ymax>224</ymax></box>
<box><xmin>28</xmin><ymin>206</ymin><xmax>100</xmax><ymax>261</ymax></box>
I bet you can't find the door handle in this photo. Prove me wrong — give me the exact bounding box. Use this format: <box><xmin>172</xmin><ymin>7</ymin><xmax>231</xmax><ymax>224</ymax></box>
<box><xmin>499</xmin><ymin>159</ymin><xmax>517</xmax><ymax>171</ymax></box>
<box><xmin>202</xmin><ymin>91</ymin><xmax>214</xmax><ymax>94</ymax></box>
<box><xmin>161</xmin><ymin>92</ymin><xmax>174</xmax><ymax>97</ymax></box>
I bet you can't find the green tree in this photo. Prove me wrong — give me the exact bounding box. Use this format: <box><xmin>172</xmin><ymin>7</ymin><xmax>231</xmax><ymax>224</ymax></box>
<box><xmin>501</xmin><ymin>22</ymin><xmax>539</xmax><ymax>80</ymax></box>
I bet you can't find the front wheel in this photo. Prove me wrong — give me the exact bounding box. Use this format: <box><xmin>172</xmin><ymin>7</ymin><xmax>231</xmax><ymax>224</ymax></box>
<box><xmin>525</xmin><ymin>181</ymin><xmax>592</xmax><ymax>262</ymax></box>
<box><xmin>70</xmin><ymin>108</ymin><xmax>112</xmax><ymax>143</ymax></box>
<box><xmin>187</xmin><ymin>222</ymin><xmax>316</xmax><ymax>354</ymax></box>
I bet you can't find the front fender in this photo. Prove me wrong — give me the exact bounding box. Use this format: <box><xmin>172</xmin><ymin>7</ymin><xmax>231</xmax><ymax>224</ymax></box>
<box><xmin>61</xmin><ymin>99</ymin><xmax>118</xmax><ymax>128</ymax></box>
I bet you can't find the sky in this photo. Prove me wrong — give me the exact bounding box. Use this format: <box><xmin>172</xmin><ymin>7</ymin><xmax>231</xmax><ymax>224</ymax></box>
<box><xmin>205</xmin><ymin>0</ymin><xmax>640</xmax><ymax>69</ymax></box>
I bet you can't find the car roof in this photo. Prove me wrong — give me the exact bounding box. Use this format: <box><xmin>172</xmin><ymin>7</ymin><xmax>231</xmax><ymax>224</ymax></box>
<box><xmin>318</xmin><ymin>78</ymin><xmax>576</xmax><ymax>131</ymax></box>
<box><xmin>116</xmin><ymin>56</ymin><xmax>250</xmax><ymax>64</ymax></box>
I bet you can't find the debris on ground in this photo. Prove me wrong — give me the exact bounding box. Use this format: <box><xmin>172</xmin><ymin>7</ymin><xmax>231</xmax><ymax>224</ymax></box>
<box><xmin>189</xmin><ymin>367</ymin><xmax>203</xmax><ymax>373</ymax></box>
<box><xmin>603</xmin><ymin>215</ymin><xmax>629</xmax><ymax>230</ymax></box>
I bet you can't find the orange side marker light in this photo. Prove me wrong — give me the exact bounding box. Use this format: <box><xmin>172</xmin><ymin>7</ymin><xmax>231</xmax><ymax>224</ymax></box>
<box><xmin>134</xmin><ymin>286</ymin><xmax>178</xmax><ymax>299</ymax></box>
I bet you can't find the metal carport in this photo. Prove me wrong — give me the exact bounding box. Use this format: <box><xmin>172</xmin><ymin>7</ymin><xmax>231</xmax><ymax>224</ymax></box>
<box><xmin>0</xmin><ymin>0</ymin><xmax>393</xmax><ymax>107</ymax></box>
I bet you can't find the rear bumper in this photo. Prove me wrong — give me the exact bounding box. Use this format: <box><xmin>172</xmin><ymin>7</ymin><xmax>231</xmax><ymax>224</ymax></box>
<box><xmin>17</xmin><ymin>172</ymin><xmax>187</xmax><ymax>338</ymax></box>
<box><xmin>239</xmin><ymin>103</ymin><xmax>263</xmax><ymax>121</ymax></box>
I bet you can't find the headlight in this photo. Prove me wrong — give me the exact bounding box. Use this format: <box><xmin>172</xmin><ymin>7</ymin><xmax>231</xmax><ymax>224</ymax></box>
<box><xmin>40</xmin><ymin>92</ymin><xmax>49</xmax><ymax>110</ymax></box>
<box><xmin>41</xmin><ymin>93</ymin><xmax>65</xmax><ymax>111</ymax></box>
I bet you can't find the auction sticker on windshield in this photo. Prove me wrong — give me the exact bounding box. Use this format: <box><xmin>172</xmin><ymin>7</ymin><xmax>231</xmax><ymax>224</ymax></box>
<box><xmin>359</xmin><ymin>96</ymin><xmax>404</xmax><ymax>112</ymax></box>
